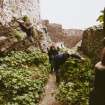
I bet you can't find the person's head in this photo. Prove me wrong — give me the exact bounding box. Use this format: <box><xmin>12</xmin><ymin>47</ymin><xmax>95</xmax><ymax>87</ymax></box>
<box><xmin>63</xmin><ymin>52</ymin><xmax>70</xmax><ymax>59</ymax></box>
<box><xmin>50</xmin><ymin>45</ymin><xmax>56</xmax><ymax>50</ymax></box>
<box><xmin>101</xmin><ymin>48</ymin><xmax>105</xmax><ymax>65</ymax></box>
<box><xmin>57</xmin><ymin>46</ymin><xmax>60</xmax><ymax>51</ymax></box>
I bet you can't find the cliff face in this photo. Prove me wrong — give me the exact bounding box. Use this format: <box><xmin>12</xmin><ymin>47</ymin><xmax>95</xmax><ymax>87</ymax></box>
<box><xmin>0</xmin><ymin>0</ymin><xmax>40</xmax><ymax>25</ymax></box>
<box><xmin>0</xmin><ymin>1</ymin><xmax>52</xmax><ymax>53</ymax></box>
<box><xmin>81</xmin><ymin>26</ymin><xmax>104</xmax><ymax>64</ymax></box>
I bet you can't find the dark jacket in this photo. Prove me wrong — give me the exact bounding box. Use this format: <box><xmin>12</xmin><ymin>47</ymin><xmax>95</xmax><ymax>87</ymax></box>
<box><xmin>54</xmin><ymin>53</ymin><xmax>81</xmax><ymax>67</ymax></box>
<box><xmin>54</xmin><ymin>53</ymin><xmax>68</xmax><ymax>65</ymax></box>
<box><xmin>48</xmin><ymin>47</ymin><xmax>59</xmax><ymax>61</ymax></box>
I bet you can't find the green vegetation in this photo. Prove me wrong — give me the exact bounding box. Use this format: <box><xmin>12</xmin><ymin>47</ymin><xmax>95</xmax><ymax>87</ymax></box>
<box><xmin>0</xmin><ymin>51</ymin><xmax>50</xmax><ymax>105</ymax></box>
<box><xmin>22</xmin><ymin>15</ymin><xmax>30</xmax><ymax>22</ymax></box>
<box><xmin>56</xmin><ymin>58</ymin><xmax>93</xmax><ymax>105</ymax></box>
<box><xmin>97</xmin><ymin>10</ymin><xmax>104</xmax><ymax>25</ymax></box>
<box><xmin>11</xmin><ymin>29</ymin><xmax>26</xmax><ymax>40</ymax></box>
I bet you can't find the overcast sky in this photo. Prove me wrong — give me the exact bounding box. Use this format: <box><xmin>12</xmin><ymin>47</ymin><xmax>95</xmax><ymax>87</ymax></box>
<box><xmin>40</xmin><ymin>0</ymin><xmax>105</xmax><ymax>29</ymax></box>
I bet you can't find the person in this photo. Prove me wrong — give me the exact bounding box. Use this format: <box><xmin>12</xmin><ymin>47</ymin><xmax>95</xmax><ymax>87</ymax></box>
<box><xmin>53</xmin><ymin>52</ymin><xmax>83</xmax><ymax>83</ymax></box>
<box><xmin>47</xmin><ymin>45</ymin><xmax>59</xmax><ymax>73</ymax></box>
<box><xmin>17</xmin><ymin>16</ymin><xmax>35</xmax><ymax>43</ymax></box>
<box><xmin>89</xmin><ymin>48</ymin><xmax>105</xmax><ymax>105</ymax></box>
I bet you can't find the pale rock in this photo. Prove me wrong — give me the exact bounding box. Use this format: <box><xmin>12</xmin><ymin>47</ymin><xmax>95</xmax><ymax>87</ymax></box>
<box><xmin>0</xmin><ymin>0</ymin><xmax>40</xmax><ymax>26</ymax></box>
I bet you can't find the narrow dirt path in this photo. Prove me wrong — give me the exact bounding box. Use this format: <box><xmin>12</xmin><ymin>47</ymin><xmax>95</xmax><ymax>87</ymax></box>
<box><xmin>39</xmin><ymin>73</ymin><xmax>60</xmax><ymax>105</ymax></box>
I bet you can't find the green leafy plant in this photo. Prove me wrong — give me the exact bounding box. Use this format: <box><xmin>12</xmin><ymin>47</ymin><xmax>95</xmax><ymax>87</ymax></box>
<box><xmin>56</xmin><ymin>58</ymin><xmax>92</xmax><ymax>105</ymax></box>
<box><xmin>22</xmin><ymin>16</ymin><xmax>29</xmax><ymax>22</ymax></box>
<box><xmin>97</xmin><ymin>10</ymin><xmax>104</xmax><ymax>25</ymax></box>
<box><xmin>0</xmin><ymin>51</ymin><xmax>50</xmax><ymax>105</ymax></box>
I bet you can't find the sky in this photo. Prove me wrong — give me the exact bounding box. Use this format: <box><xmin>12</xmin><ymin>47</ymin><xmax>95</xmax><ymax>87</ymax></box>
<box><xmin>40</xmin><ymin>0</ymin><xmax>105</xmax><ymax>29</ymax></box>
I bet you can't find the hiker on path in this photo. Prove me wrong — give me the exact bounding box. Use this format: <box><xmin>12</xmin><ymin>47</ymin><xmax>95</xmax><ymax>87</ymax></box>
<box><xmin>53</xmin><ymin>52</ymin><xmax>83</xmax><ymax>83</ymax></box>
<box><xmin>89</xmin><ymin>48</ymin><xmax>105</xmax><ymax>105</ymax></box>
<box><xmin>47</xmin><ymin>45</ymin><xmax>59</xmax><ymax>73</ymax></box>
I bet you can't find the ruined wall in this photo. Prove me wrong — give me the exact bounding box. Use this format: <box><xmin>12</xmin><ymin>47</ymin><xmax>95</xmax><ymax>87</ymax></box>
<box><xmin>42</xmin><ymin>20</ymin><xmax>83</xmax><ymax>48</ymax></box>
<box><xmin>63</xmin><ymin>29</ymin><xmax>83</xmax><ymax>36</ymax></box>
<box><xmin>81</xmin><ymin>26</ymin><xmax>104</xmax><ymax>64</ymax></box>
<box><xmin>0</xmin><ymin>0</ymin><xmax>40</xmax><ymax>25</ymax></box>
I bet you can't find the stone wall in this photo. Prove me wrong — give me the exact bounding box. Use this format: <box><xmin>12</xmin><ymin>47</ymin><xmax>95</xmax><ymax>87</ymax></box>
<box><xmin>0</xmin><ymin>0</ymin><xmax>40</xmax><ymax>25</ymax></box>
<box><xmin>42</xmin><ymin>20</ymin><xmax>83</xmax><ymax>48</ymax></box>
<box><xmin>81</xmin><ymin>26</ymin><xmax>104</xmax><ymax>64</ymax></box>
<box><xmin>63</xmin><ymin>29</ymin><xmax>83</xmax><ymax>36</ymax></box>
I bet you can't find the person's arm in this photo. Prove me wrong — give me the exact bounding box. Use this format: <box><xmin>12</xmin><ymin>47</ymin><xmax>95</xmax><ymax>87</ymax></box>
<box><xmin>70</xmin><ymin>53</ymin><xmax>82</xmax><ymax>59</ymax></box>
<box><xmin>70</xmin><ymin>53</ymin><xmax>85</xmax><ymax>61</ymax></box>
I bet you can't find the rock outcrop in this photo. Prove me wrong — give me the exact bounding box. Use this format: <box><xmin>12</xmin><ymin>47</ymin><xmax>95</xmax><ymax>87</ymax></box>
<box><xmin>0</xmin><ymin>23</ymin><xmax>42</xmax><ymax>54</ymax></box>
<box><xmin>0</xmin><ymin>0</ymin><xmax>52</xmax><ymax>53</ymax></box>
<box><xmin>0</xmin><ymin>0</ymin><xmax>40</xmax><ymax>25</ymax></box>
<box><xmin>81</xmin><ymin>25</ymin><xmax>104</xmax><ymax>64</ymax></box>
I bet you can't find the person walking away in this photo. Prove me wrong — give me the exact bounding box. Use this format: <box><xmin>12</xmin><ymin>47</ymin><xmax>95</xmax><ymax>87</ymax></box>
<box><xmin>89</xmin><ymin>48</ymin><xmax>105</xmax><ymax>105</ymax></box>
<box><xmin>47</xmin><ymin>45</ymin><xmax>59</xmax><ymax>73</ymax></box>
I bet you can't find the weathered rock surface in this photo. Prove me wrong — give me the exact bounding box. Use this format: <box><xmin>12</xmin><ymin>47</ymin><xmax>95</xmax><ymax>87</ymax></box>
<box><xmin>0</xmin><ymin>23</ymin><xmax>42</xmax><ymax>54</ymax></box>
<box><xmin>63</xmin><ymin>29</ymin><xmax>83</xmax><ymax>36</ymax></box>
<box><xmin>0</xmin><ymin>0</ymin><xmax>52</xmax><ymax>53</ymax></box>
<box><xmin>81</xmin><ymin>25</ymin><xmax>104</xmax><ymax>64</ymax></box>
<box><xmin>0</xmin><ymin>0</ymin><xmax>40</xmax><ymax>25</ymax></box>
